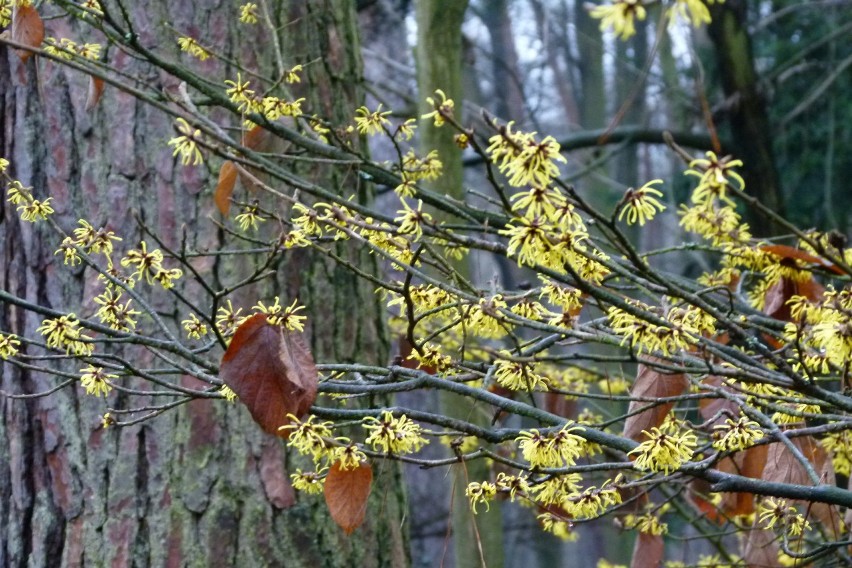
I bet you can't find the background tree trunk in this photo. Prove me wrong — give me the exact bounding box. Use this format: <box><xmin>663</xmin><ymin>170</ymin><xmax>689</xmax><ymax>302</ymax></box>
<box><xmin>0</xmin><ymin>2</ymin><xmax>406</xmax><ymax>567</ymax></box>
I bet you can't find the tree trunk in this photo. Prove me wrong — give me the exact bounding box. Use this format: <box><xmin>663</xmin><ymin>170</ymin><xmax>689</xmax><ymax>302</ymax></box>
<box><xmin>0</xmin><ymin>2</ymin><xmax>406</xmax><ymax>567</ymax></box>
<box><xmin>707</xmin><ymin>0</ymin><xmax>783</xmax><ymax>235</ymax></box>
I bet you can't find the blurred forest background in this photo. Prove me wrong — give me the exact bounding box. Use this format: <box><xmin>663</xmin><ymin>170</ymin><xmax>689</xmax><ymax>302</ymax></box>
<box><xmin>356</xmin><ymin>0</ymin><xmax>852</xmax><ymax>565</ymax></box>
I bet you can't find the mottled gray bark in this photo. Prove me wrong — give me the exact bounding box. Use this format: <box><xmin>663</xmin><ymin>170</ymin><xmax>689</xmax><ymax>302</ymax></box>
<box><xmin>0</xmin><ymin>2</ymin><xmax>405</xmax><ymax>567</ymax></box>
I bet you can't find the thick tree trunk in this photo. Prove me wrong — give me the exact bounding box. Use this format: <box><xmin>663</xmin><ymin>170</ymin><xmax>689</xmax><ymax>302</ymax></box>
<box><xmin>0</xmin><ymin>2</ymin><xmax>405</xmax><ymax>567</ymax></box>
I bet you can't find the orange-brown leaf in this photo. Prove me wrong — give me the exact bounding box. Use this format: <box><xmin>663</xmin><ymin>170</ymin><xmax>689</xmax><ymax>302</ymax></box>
<box><xmin>324</xmin><ymin>461</ymin><xmax>373</xmax><ymax>535</ymax></box>
<box><xmin>12</xmin><ymin>5</ymin><xmax>44</xmax><ymax>62</ymax></box>
<box><xmin>86</xmin><ymin>76</ymin><xmax>105</xmax><ymax>111</ymax></box>
<box><xmin>761</xmin><ymin>244</ymin><xmax>843</xmax><ymax>275</ymax></box>
<box><xmin>219</xmin><ymin>314</ymin><xmax>317</xmax><ymax>435</ymax></box>
<box><xmin>630</xmin><ymin>532</ymin><xmax>664</xmax><ymax>568</ymax></box>
<box><xmin>623</xmin><ymin>361</ymin><xmax>688</xmax><ymax>441</ymax></box>
<box><xmin>214</xmin><ymin>161</ymin><xmax>238</xmax><ymax>216</ymax></box>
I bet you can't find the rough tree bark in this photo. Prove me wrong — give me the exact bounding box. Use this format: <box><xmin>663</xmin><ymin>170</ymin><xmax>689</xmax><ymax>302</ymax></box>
<box><xmin>0</xmin><ymin>2</ymin><xmax>406</xmax><ymax>567</ymax></box>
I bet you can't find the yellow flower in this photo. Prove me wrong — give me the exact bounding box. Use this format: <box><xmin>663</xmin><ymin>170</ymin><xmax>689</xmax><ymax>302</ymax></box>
<box><xmin>629</xmin><ymin>422</ymin><xmax>697</xmax><ymax>474</ymax></box>
<box><xmin>712</xmin><ymin>415</ymin><xmax>763</xmax><ymax>452</ymax></box>
<box><xmin>758</xmin><ymin>498</ymin><xmax>811</xmax><ymax>537</ymax></box>
<box><xmin>43</xmin><ymin>37</ymin><xmax>77</xmax><ymax>60</ymax></box>
<box><xmin>167</xmin><ymin>118</ymin><xmax>203</xmax><ymax>166</ymax></box>
<box><xmin>253</xmin><ymin>297</ymin><xmax>307</xmax><ymax>331</ymax></box>
<box><xmin>235</xmin><ymin>202</ymin><xmax>265</xmax><ymax>231</ymax></box>
<box><xmin>670</xmin><ymin>0</ymin><xmax>714</xmax><ymax>28</ymax></box>
<box><xmin>17</xmin><ymin>196</ymin><xmax>54</xmax><ymax>222</ymax></box>
<box><xmin>121</xmin><ymin>241</ymin><xmax>164</xmax><ymax>284</ymax></box>
<box><xmin>0</xmin><ymin>333</ymin><xmax>21</xmax><ymax>359</ymax></box>
<box><xmin>0</xmin><ymin>157</ymin><xmax>8</xmax><ymax>172</ymax></box>
<box><xmin>224</xmin><ymin>73</ymin><xmax>255</xmax><ymax>107</ymax></box>
<box><xmin>73</xmin><ymin>219</ymin><xmax>122</xmax><ymax>255</ymax></box>
<box><xmin>239</xmin><ymin>2</ymin><xmax>259</xmax><ymax>24</ymax></box>
<box><xmin>500</xmin><ymin>217</ymin><xmax>551</xmax><ymax>267</ymax></box>
<box><xmin>37</xmin><ymin>314</ymin><xmax>94</xmax><ymax>356</ymax></box>
<box><xmin>182</xmin><ymin>313</ymin><xmax>209</xmax><ymax>340</ymax></box>
<box><xmin>617</xmin><ymin>179</ymin><xmax>666</xmax><ymax>226</ymax></box>
<box><xmin>280</xmin><ymin>414</ymin><xmax>334</xmax><ymax>462</ymax></box>
<box><xmin>362</xmin><ymin>411</ymin><xmax>429</xmax><ymax>455</ymax></box>
<box><xmin>215</xmin><ymin>300</ymin><xmax>245</xmax><ymax>337</ymax></box>
<box><xmin>177</xmin><ymin>36</ymin><xmax>210</xmax><ymax>61</ymax></box>
<box><xmin>219</xmin><ymin>384</ymin><xmax>237</xmax><ymax>402</ymax></box>
<box><xmin>685</xmin><ymin>151</ymin><xmax>745</xmax><ymax>207</ymax></box>
<box><xmin>354</xmin><ymin>104</ymin><xmax>392</xmax><ymax>136</ymax></box>
<box><xmin>421</xmin><ymin>89</ymin><xmax>454</xmax><ymax>127</ymax></box>
<box><xmin>493</xmin><ymin>354</ymin><xmax>548</xmax><ymax>391</ymax></box>
<box><xmin>466</xmin><ymin>481</ymin><xmax>497</xmax><ymax>513</ymax></box>
<box><xmin>79</xmin><ymin>366</ymin><xmax>116</xmax><ymax>397</ymax></box>
<box><xmin>93</xmin><ymin>288</ymin><xmax>139</xmax><ymax>331</ymax></box>
<box><xmin>589</xmin><ymin>0</ymin><xmax>647</xmax><ymax>40</ymax></box>
<box><xmin>330</xmin><ymin>443</ymin><xmax>367</xmax><ymax>471</ymax></box>
<box><xmin>395</xmin><ymin>199</ymin><xmax>432</xmax><ymax>240</ymax></box>
<box><xmin>516</xmin><ymin>424</ymin><xmax>585</xmax><ymax>468</ymax></box>
<box><xmin>284</xmin><ymin>64</ymin><xmax>303</xmax><ymax>84</ymax></box>
<box><xmin>290</xmin><ymin>468</ymin><xmax>326</xmax><ymax>494</ymax></box>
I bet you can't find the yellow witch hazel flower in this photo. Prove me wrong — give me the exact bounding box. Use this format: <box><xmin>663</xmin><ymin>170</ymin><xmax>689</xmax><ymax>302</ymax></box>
<box><xmin>239</xmin><ymin>2</ymin><xmax>259</xmax><ymax>24</ymax></box>
<box><xmin>589</xmin><ymin>0</ymin><xmax>647</xmax><ymax>41</ymax></box>
<box><xmin>354</xmin><ymin>104</ymin><xmax>392</xmax><ymax>136</ymax></box>
<box><xmin>362</xmin><ymin>411</ymin><xmax>429</xmax><ymax>455</ymax></box>
<box><xmin>422</xmin><ymin>89</ymin><xmax>454</xmax><ymax>127</ymax></box>
<box><xmin>493</xmin><ymin>353</ymin><xmax>548</xmax><ymax>391</ymax></box>
<box><xmin>79</xmin><ymin>366</ymin><xmax>116</xmax><ymax>397</ymax></box>
<box><xmin>488</xmin><ymin>126</ymin><xmax>567</xmax><ymax>188</ymax></box>
<box><xmin>253</xmin><ymin>297</ymin><xmax>307</xmax><ymax>331</ymax></box>
<box><xmin>712</xmin><ymin>415</ymin><xmax>763</xmax><ymax>452</ymax></box>
<box><xmin>167</xmin><ymin>118</ymin><xmax>204</xmax><ymax>166</ymax></box>
<box><xmin>618</xmin><ymin>179</ymin><xmax>666</xmax><ymax>226</ymax></box>
<box><xmin>181</xmin><ymin>313</ymin><xmax>209</xmax><ymax>339</ymax></box>
<box><xmin>290</xmin><ymin>468</ymin><xmax>326</xmax><ymax>494</ymax></box>
<box><xmin>516</xmin><ymin>423</ymin><xmax>586</xmax><ymax>468</ymax></box>
<box><xmin>0</xmin><ymin>333</ymin><xmax>21</xmax><ymax>359</ymax></box>
<box><xmin>670</xmin><ymin>0</ymin><xmax>721</xmax><ymax>28</ymax></box>
<box><xmin>37</xmin><ymin>314</ymin><xmax>94</xmax><ymax>356</ymax></box>
<box><xmin>177</xmin><ymin>36</ymin><xmax>210</xmax><ymax>61</ymax></box>
<box><xmin>395</xmin><ymin>199</ymin><xmax>432</xmax><ymax>240</ymax></box>
<box><xmin>466</xmin><ymin>481</ymin><xmax>497</xmax><ymax>513</ymax></box>
<box><xmin>219</xmin><ymin>384</ymin><xmax>237</xmax><ymax>402</ymax></box>
<box><xmin>281</xmin><ymin>414</ymin><xmax>334</xmax><ymax>462</ymax></box>
<box><xmin>629</xmin><ymin>417</ymin><xmax>697</xmax><ymax>474</ymax></box>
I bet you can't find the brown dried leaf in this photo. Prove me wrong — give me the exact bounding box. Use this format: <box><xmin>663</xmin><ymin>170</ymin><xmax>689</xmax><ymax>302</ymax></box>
<box><xmin>86</xmin><ymin>76</ymin><xmax>105</xmax><ymax>111</ymax></box>
<box><xmin>219</xmin><ymin>314</ymin><xmax>318</xmax><ymax>435</ymax></box>
<box><xmin>324</xmin><ymin>461</ymin><xmax>373</xmax><ymax>535</ymax></box>
<box><xmin>214</xmin><ymin>161</ymin><xmax>238</xmax><ymax>216</ymax></box>
<box><xmin>86</xmin><ymin>76</ymin><xmax>104</xmax><ymax>110</ymax></box>
<box><xmin>630</xmin><ymin>532</ymin><xmax>664</xmax><ymax>568</ymax></box>
<box><xmin>742</xmin><ymin>518</ymin><xmax>783</xmax><ymax>568</ymax></box>
<box><xmin>623</xmin><ymin>361</ymin><xmax>688</xmax><ymax>441</ymax></box>
<box><xmin>761</xmin><ymin>244</ymin><xmax>843</xmax><ymax>275</ymax></box>
<box><xmin>12</xmin><ymin>5</ymin><xmax>44</xmax><ymax>62</ymax></box>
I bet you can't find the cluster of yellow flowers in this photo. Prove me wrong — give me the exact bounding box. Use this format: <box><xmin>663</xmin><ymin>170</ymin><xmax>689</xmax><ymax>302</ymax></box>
<box><xmin>783</xmin><ymin>287</ymin><xmax>852</xmax><ymax>373</ymax></box>
<box><xmin>44</xmin><ymin>37</ymin><xmax>102</xmax><ymax>60</ymax></box>
<box><xmin>590</xmin><ymin>0</ymin><xmax>725</xmax><ymax>41</ymax></box>
<box><xmin>7</xmin><ymin>180</ymin><xmax>54</xmax><ymax>222</ymax></box>
<box><xmin>629</xmin><ymin>417</ymin><xmax>697</xmax><ymax>474</ymax></box>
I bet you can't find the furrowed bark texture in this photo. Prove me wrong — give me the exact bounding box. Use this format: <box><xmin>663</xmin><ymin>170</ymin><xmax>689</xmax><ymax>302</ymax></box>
<box><xmin>0</xmin><ymin>2</ymin><xmax>405</xmax><ymax>567</ymax></box>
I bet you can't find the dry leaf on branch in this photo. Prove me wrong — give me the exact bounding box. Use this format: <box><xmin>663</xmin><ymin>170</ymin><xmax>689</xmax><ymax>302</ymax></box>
<box><xmin>623</xmin><ymin>361</ymin><xmax>688</xmax><ymax>441</ymax></box>
<box><xmin>324</xmin><ymin>461</ymin><xmax>373</xmax><ymax>535</ymax></box>
<box><xmin>12</xmin><ymin>5</ymin><xmax>44</xmax><ymax>62</ymax></box>
<box><xmin>219</xmin><ymin>314</ymin><xmax>317</xmax><ymax>435</ymax></box>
